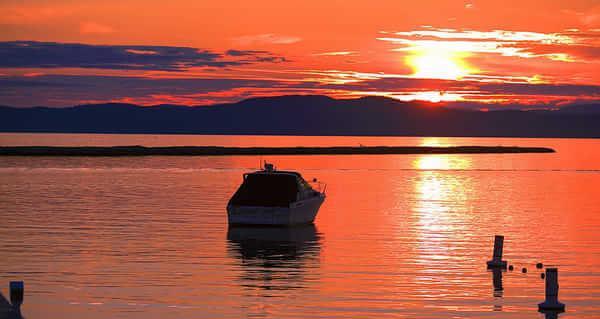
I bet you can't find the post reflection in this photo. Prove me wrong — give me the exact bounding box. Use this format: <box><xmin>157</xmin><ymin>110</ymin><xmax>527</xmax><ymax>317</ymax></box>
<box><xmin>227</xmin><ymin>225</ymin><xmax>322</xmax><ymax>292</ymax></box>
<box><xmin>492</xmin><ymin>269</ymin><xmax>503</xmax><ymax>294</ymax></box>
<box><xmin>539</xmin><ymin>310</ymin><xmax>564</xmax><ymax>319</ymax></box>
<box><xmin>491</xmin><ymin>268</ymin><xmax>503</xmax><ymax>311</ymax></box>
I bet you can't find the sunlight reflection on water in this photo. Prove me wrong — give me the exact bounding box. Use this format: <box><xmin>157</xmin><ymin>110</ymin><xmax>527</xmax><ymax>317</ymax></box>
<box><xmin>413</xmin><ymin>154</ymin><xmax>472</xmax><ymax>170</ymax></box>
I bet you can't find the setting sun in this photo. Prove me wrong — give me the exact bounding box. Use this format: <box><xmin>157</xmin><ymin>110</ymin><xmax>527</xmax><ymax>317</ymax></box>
<box><xmin>406</xmin><ymin>48</ymin><xmax>475</xmax><ymax>80</ymax></box>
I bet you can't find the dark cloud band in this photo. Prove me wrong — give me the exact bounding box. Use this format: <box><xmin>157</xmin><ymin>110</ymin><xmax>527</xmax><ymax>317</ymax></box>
<box><xmin>0</xmin><ymin>41</ymin><xmax>287</xmax><ymax>71</ymax></box>
<box><xmin>0</xmin><ymin>74</ymin><xmax>598</xmax><ymax>107</ymax></box>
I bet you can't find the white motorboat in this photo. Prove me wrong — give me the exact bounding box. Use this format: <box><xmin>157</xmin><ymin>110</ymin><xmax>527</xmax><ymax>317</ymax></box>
<box><xmin>227</xmin><ymin>162</ymin><xmax>326</xmax><ymax>226</ymax></box>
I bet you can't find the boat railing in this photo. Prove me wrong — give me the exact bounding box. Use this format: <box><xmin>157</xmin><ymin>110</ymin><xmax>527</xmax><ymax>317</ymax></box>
<box><xmin>309</xmin><ymin>180</ymin><xmax>327</xmax><ymax>195</ymax></box>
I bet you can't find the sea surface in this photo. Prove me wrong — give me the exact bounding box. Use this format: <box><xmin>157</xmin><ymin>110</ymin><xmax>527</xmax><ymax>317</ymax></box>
<box><xmin>1</xmin><ymin>133</ymin><xmax>599</xmax><ymax>319</ymax></box>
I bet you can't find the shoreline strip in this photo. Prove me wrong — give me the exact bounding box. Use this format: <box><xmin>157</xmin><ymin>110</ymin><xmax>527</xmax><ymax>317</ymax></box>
<box><xmin>0</xmin><ymin>146</ymin><xmax>555</xmax><ymax>156</ymax></box>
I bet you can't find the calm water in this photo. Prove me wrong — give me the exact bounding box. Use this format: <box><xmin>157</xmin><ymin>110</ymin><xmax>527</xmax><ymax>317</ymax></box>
<box><xmin>1</xmin><ymin>133</ymin><xmax>600</xmax><ymax>319</ymax></box>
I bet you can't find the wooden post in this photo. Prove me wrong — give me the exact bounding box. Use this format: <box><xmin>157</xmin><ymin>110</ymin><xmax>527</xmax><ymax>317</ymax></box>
<box><xmin>538</xmin><ymin>268</ymin><xmax>565</xmax><ymax>311</ymax></box>
<box><xmin>9</xmin><ymin>282</ymin><xmax>23</xmax><ymax>309</ymax></box>
<box><xmin>486</xmin><ymin>235</ymin><xmax>507</xmax><ymax>268</ymax></box>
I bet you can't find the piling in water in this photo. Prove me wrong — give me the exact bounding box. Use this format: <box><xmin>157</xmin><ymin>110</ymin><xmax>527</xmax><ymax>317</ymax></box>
<box><xmin>9</xmin><ymin>282</ymin><xmax>23</xmax><ymax>309</ymax></box>
<box><xmin>487</xmin><ymin>235</ymin><xmax>507</xmax><ymax>269</ymax></box>
<box><xmin>538</xmin><ymin>268</ymin><xmax>565</xmax><ymax>311</ymax></box>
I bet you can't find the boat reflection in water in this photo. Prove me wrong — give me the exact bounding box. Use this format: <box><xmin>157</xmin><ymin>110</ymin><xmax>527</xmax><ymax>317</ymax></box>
<box><xmin>227</xmin><ymin>224</ymin><xmax>322</xmax><ymax>293</ymax></box>
<box><xmin>0</xmin><ymin>292</ymin><xmax>22</xmax><ymax>319</ymax></box>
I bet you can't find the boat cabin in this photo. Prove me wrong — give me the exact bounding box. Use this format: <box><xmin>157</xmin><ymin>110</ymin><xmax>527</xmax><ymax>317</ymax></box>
<box><xmin>229</xmin><ymin>169</ymin><xmax>320</xmax><ymax>208</ymax></box>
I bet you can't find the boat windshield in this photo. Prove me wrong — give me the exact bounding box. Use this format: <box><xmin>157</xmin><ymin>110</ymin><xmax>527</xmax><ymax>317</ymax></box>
<box><xmin>229</xmin><ymin>174</ymin><xmax>299</xmax><ymax>207</ymax></box>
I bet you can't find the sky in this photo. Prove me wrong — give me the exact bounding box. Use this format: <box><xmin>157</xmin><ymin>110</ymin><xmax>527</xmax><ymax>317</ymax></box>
<box><xmin>0</xmin><ymin>0</ymin><xmax>599</xmax><ymax>108</ymax></box>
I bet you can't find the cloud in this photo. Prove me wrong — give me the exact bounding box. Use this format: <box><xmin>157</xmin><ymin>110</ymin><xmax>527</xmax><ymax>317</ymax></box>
<box><xmin>232</xmin><ymin>34</ymin><xmax>301</xmax><ymax>45</ymax></box>
<box><xmin>225</xmin><ymin>49</ymin><xmax>287</xmax><ymax>62</ymax></box>
<box><xmin>0</xmin><ymin>41</ymin><xmax>288</xmax><ymax>71</ymax></box>
<box><xmin>476</xmin><ymin>82</ymin><xmax>600</xmax><ymax>97</ymax></box>
<box><xmin>226</xmin><ymin>49</ymin><xmax>264</xmax><ymax>56</ymax></box>
<box><xmin>0</xmin><ymin>75</ymin><xmax>312</xmax><ymax>107</ymax></box>
<box><xmin>1</xmin><ymin>74</ymin><xmax>598</xmax><ymax>107</ymax></box>
<box><xmin>321</xmin><ymin>75</ymin><xmax>599</xmax><ymax>97</ymax></box>
<box><xmin>378</xmin><ymin>27</ymin><xmax>600</xmax><ymax>63</ymax></box>
<box><xmin>312</xmin><ymin>51</ymin><xmax>358</xmax><ymax>56</ymax></box>
<box><xmin>387</xmin><ymin>29</ymin><xmax>573</xmax><ymax>43</ymax></box>
<box><xmin>80</xmin><ymin>22</ymin><xmax>114</xmax><ymax>34</ymax></box>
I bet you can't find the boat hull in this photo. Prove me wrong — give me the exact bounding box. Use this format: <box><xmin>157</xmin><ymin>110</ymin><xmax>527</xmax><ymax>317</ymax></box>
<box><xmin>227</xmin><ymin>195</ymin><xmax>325</xmax><ymax>226</ymax></box>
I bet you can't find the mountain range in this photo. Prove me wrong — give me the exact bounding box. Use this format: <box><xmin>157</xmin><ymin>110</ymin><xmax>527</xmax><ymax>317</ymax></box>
<box><xmin>1</xmin><ymin>95</ymin><xmax>599</xmax><ymax>137</ymax></box>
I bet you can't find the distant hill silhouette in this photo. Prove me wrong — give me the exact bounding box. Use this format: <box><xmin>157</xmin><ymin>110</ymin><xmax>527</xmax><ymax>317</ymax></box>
<box><xmin>1</xmin><ymin>95</ymin><xmax>599</xmax><ymax>137</ymax></box>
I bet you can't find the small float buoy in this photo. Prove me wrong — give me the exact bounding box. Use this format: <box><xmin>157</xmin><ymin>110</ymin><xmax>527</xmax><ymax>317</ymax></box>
<box><xmin>508</xmin><ymin>265</ymin><xmax>514</xmax><ymax>271</ymax></box>
<box><xmin>536</xmin><ymin>263</ymin><xmax>544</xmax><ymax>269</ymax></box>
<box><xmin>522</xmin><ymin>267</ymin><xmax>528</xmax><ymax>273</ymax></box>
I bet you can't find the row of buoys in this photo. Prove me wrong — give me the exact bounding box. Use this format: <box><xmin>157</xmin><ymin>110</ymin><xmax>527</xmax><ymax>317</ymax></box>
<box><xmin>508</xmin><ymin>265</ymin><xmax>531</xmax><ymax>273</ymax></box>
<box><xmin>487</xmin><ymin>235</ymin><xmax>566</xmax><ymax>312</ymax></box>
<box><xmin>506</xmin><ymin>263</ymin><xmax>543</xmax><ymax>274</ymax></box>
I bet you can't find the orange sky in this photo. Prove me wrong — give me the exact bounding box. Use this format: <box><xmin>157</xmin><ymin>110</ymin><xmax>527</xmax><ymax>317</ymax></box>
<box><xmin>0</xmin><ymin>0</ymin><xmax>599</xmax><ymax>107</ymax></box>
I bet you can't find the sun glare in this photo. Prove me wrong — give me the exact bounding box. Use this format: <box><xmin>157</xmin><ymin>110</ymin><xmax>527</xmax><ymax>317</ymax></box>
<box><xmin>413</xmin><ymin>155</ymin><xmax>472</xmax><ymax>170</ymax></box>
<box><xmin>406</xmin><ymin>48</ymin><xmax>475</xmax><ymax>80</ymax></box>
